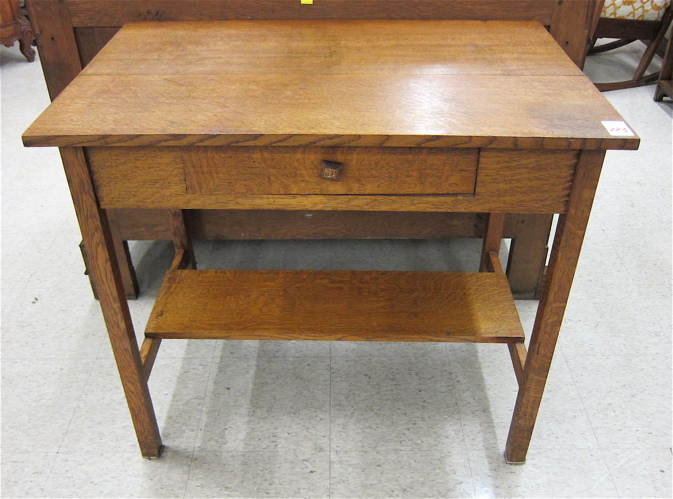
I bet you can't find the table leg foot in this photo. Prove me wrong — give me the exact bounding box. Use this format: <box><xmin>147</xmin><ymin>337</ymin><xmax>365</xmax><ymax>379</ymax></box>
<box><xmin>504</xmin><ymin>451</ymin><xmax>526</xmax><ymax>465</ymax></box>
<box><xmin>142</xmin><ymin>444</ymin><xmax>164</xmax><ymax>459</ymax></box>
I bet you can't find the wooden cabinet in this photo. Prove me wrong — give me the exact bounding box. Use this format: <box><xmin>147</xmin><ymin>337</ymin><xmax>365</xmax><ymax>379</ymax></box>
<box><xmin>0</xmin><ymin>0</ymin><xmax>34</xmax><ymax>61</ymax></box>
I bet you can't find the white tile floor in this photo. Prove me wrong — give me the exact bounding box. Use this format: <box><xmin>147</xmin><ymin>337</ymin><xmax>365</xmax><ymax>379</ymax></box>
<box><xmin>1</xmin><ymin>39</ymin><xmax>671</xmax><ymax>498</ymax></box>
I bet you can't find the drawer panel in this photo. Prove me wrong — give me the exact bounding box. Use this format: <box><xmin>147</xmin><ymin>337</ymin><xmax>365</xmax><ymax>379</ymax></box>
<box><xmin>87</xmin><ymin>147</ymin><xmax>577</xmax><ymax>214</ymax></box>
<box><xmin>183</xmin><ymin>147</ymin><xmax>478</xmax><ymax>196</ymax></box>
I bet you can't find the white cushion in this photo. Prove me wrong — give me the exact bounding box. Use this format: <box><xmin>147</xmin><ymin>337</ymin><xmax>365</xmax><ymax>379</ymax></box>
<box><xmin>602</xmin><ymin>0</ymin><xmax>671</xmax><ymax>21</ymax></box>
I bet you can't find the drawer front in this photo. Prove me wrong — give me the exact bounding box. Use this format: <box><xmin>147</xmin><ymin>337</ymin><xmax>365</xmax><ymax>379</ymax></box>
<box><xmin>87</xmin><ymin>147</ymin><xmax>577</xmax><ymax>213</ymax></box>
<box><xmin>183</xmin><ymin>147</ymin><xmax>478</xmax><ymax>196</ymax></box>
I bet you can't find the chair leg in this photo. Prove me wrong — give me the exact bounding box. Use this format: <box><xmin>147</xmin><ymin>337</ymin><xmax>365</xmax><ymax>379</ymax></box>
<box><xmin>633</xmin><ymin>9</ymin><xmax>673</xmax><ymax>82</ymax></box>
<box><xmin>588</xmin><ymin>38</ymin><xmax>636</xmax><ymax>55</ymax></box>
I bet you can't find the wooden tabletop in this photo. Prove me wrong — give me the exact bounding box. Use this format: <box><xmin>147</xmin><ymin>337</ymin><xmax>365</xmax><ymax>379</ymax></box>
<box><xmin>23</xmin><ymin>20</ymin><xmax>639</xmax><ymax>150</ymax></box>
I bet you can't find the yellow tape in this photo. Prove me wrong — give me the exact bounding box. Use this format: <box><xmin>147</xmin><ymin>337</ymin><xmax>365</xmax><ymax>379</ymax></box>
<box><xmin>301</xmin><ymin>0</ymin><xmax>313</xmax><ymax>4</ymax></box>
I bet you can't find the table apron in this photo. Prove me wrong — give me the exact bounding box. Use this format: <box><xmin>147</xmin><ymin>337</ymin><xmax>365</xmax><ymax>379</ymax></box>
<box><xmin>86</xmin><ymin>146</ymin><xmax>578</xmax><ymax>214</ymax></box>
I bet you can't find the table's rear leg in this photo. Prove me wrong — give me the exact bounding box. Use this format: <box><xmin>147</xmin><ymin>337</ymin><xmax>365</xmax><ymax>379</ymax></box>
<box><xmin>506</xmin><ymin>214</ymin><xmax>554</xmax><ymax>299</ymax></box>
<box><xmin>505</xmin><ymin>150</ymin><xmax>605</xmax><ymax>464</ymax></box>
<box><xmin>59</xmin><ymin>147</ymin><xmax>163</xmax><ymax>458</ymax></box>
<box><xmin>107</xmin><ymin>209</ymin><xmax>140</xmax><ymax>298</ymax></box>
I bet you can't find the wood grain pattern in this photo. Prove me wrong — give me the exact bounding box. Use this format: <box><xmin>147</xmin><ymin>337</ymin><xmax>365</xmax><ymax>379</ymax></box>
<box><xmin>508</xmin><ymin>341</ymin><xmax>528</xmax><ymax>387</ymax></box>
<box><xmin>106</xmin><ymin>208</ymin><xmax>139</xmax><ymax>298</ymax></box>
<box><xmin>145</xmin><ymin>270</ymin><xmax>525</xmax><ymax>342</ymax></box>
<box><xmin>25</xmin><ymin>0</ymin><xmax>82</xmax><ymax>100</ymax></box>
<box><xmin>480</xmin><ymin>213</ymin><xmax>505</xmax><ymax>272</ymax></box>
<box><xmin>85</xmin><ymin>147</ymin><xmax>577</xmax><ymax>214</ymax></box>
<box><xmin>74</xmin><ymin>26</ymin><xmax>119</xmax><ymax>67</ymax></box>
<box><xmin>506</xmin><ymin>213</ymin><xmax>554</xmax><ymax>299</ymax></box>
<box><xmin>167</xmin><ymin>209</ymin><xmax>196</xmax><ymax>269</ymax></box>
<box><xmin>487</xmin><ymin>250</ymin><xmax>505</xmax><ymax>274</ymax></box>
<box><xmin>84</xmin><ymin>21</ymin><xmax>582</xmax><ymax>77</ymax></box>
<box><xmin>139</xmin><ymin>337</ymin><xmax>161</xmax><ymax>382</ymax></box>
<box><xmin>550</xmin><ymin>0</ymin><xmax>596</xmax><ymax>68</ymax></box>
<box><xmin>505</xmin><ymin>149</ymin><xmax>606</xmax><ymax>464</ymax></box>
<box><xmin>24</xmin><ymin>0</ymin><xmax>600</xmax><ymax>300</ymax></box>
<box><xmin>23</xmin><ymin>74</ymin><xmax>637</xmax><ymax>150</ymax></box>
<box><xmin>66</xmin><ymin>0</ymin><xmax>554</xmax><ymax>26</ymax></box>
<box><xmin>183</xmin><ymin>147</ymin><xmax>478</xmax><ymax>196</ymax></box>
<box><xmin>113</xmin><ymin>209</ymin><xmax>519</xmax><ymax>240</ymax></box>
<box><xmin>59</xmin><ymin>148</ymin><xmax>162</xmax><ymax>458</ymax></box>
<box><xmin>22</xmin><ymin>21</ymin><xmax>638</xmax><ymax>151</ymax></box>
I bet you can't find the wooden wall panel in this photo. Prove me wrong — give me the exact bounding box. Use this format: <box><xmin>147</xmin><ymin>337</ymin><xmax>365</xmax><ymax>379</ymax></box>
<box><xmin>66</xmin><ymin>0</ymin><xmax>554</xmax><ymax>26</ymax></box>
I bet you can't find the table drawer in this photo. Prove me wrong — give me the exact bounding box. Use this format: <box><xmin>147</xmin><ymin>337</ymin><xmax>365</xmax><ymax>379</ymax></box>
<box><xmin>184</xmin><ymin>147</ymin><xmax>478</xmax><ymax>196</ymax></box>
<box><xmin>87</xmin><ymin>146</ymin><xmax>478</xmax><ymax>202</ymax></box>
<box><xmin>86</xmin><ymin>147</ymin><xmax>576</xmax><ymax>213</ymax></box>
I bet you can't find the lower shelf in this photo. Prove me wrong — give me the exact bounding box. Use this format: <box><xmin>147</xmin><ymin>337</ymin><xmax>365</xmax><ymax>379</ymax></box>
<box><xmin>145</xmin><ymin>269</ymin><xmax>524</xmax><ymax>343</ymax></box>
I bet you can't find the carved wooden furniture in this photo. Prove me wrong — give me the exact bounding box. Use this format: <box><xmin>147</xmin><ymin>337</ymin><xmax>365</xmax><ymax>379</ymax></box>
<box><xmin>589</xmin><ymin>0</ymin><xmax>672</xmax><ymax>91</ymax></box>
<box><xmin>23</xmin><ymin>19</ymin><xmax>638</xmax><ymax>464</ymax></box>
<box><xmin>0</xmin><ymin>0</ymin><xmax>34</xmax><ymax>61</ymax></box>
<box><xmin>25</xmin><ymin>0</ymin><xmax>599</xmax><ymax>301</ymax></box>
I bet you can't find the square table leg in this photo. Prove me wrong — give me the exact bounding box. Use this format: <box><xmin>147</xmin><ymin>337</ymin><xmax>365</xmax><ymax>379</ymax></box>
<box><xmin>505</xmin><ymin>149</ymin><xmax>606</xmax><ymax>463</ymax></box>
<box><xmin>59</xmin><ymin>147</ymin><xmax>163</xmax><ymax>458</ymax></box>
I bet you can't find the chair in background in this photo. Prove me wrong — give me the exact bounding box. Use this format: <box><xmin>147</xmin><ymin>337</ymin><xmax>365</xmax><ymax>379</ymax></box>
<box><xmin>589</xmin><ymin>0</ymin><xmax>672</xmax><ymax>91</ymax></box>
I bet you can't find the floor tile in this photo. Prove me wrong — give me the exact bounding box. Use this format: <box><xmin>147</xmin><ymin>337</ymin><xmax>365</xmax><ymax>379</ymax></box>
<box><xmin>1</xmin><ymin>284</ymin><xmax>106</xmax><ymax>359</ymax></box>
<box><xmin>0</xmin><ymin>452</ymin><xmax>57</xmax><ymax>498</ymax></box>
<box><xmin>638</xmin><ymin>284</ymin><xmax>673</xmax><ymax>333</ymax></box>
<box><xmin>452</xmin><ymin>344</ymin><xmax>599</xmax><ymax>452</ymax></box>
<box><xmin>1</xmin><ymin>359</ymin><xmax>95</xmax><ymax>453</ymax></box>
<box><xmin>198</xmin><ymin>239</ymin><xmax>286</xmax><ymax>270</ymax></box>
<box><xmin>0</xmin><ymin>174</ymin><xmax>73</xmax><ymax>235</ymax></box>
<box><xmin>185</xmin><ymin>451</ymin><xmax>329</xmax><ymax>498</ymax></box>
<box><xmin>25</xmin><ymin>229</ymin><xmax>90</xmax><ymax>289</ymax></box>
<box><xmin>333</xmin><ymin>238</ymin><xmax>482</xmax><ymax>272</ymax></box>
<box><xmin>469</xmin><ymin>447</ymin><xmax>618</xmax><ymax>498</ymax></box>
<box><xmin>214</xmin><ymin>339</ymin><xmax>331</xmax><ymax>357</ymax></box>
<box><xmin>602</xmin><ymin>446</ymin><xmax>673</xmax><ymax>498</ymax></box>
<box><xmin>195</xmin><ymin>356</ymin><xmax>330</xmax><ymax>452</ymax></box>
<box><xmin>330</xmin><ymin>340</ymin><xmax>448</xmax><ymax>360</ymax></box>
<box><xmin>280</xmin><ymin>239</ymin><xmax>335</xmax><ymax>270</ymax></box>
<box><xmin>1</xmin><ymin>284</ymin><xmax>22</xmax><ymax>321</ymax></box>
<box><xmin>448</xmin><ymin>343</ymin><xmax>520</xmax><ymax>423</ymax></box>
<box><xmin>331</xmin><ymin>354</ymin><xmax>461</xmax><ymax>452</ymax></box>
<box><xmin>1</xmin><ymin>229</ymin><xmax>54</xmax><ymax>295</ymax></box>
<box><xmin>59</xmin><ymin>356</ymin><xmax>211</xmax><ymax>454</ymax></box>
<box><xmin>330</xmin><ymin>449</ymin><xmax>474</xmax><ymax>498</ymax></box>
<box><xmin>127</xmin><ymin>239</ymin><xmax>175</xmax><ymax>294</ymax></box>
<box><xmin>566</xmin><ymin>353</ymin><xmax>672</xmax><ymax>449</ymax></box>
<box><xmin>43</xmin><ymin>449</ymin><xmax>192</xmax><ymax>498</ymax></box>
<box><xmin>559</xmin><ymin>315</ymin><xmax>668</xmax><ymax>359</ymax></box>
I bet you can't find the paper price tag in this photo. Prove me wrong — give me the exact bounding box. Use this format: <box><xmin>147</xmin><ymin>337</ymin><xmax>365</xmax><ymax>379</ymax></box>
<box><xmin>301</xmin><ymin>0</ymin><xmax>314</xmax><ymax>4</ymax></box>
<box><xmin>601</xmin><ymin>121</ymin><xmax>634</xmax><ymax>137</ymax></box>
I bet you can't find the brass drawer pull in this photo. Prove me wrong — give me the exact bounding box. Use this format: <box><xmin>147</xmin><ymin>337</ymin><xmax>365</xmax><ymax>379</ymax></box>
<box><xmin>321</xmin><ymin>160</ymin><xmax>344</xmax><ymax>181</ymax></box>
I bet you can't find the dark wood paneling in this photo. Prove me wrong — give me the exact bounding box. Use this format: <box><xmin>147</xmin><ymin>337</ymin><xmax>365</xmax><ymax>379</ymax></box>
<box><xmin>66</xmin><ymin>0</ymin><xmax>554</xmax><ymax>26</ymax></box>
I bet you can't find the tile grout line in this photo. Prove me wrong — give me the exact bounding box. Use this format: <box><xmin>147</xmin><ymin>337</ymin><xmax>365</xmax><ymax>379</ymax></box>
<box><xmin>557</xmin><ymin>346</ymin><xmax>618</xmax><ymax>493</ymax></box>
<box><xmin>40</xmin><ymin>355</ymin><xmax>100</xmax><ymax>495</ymax></box>
<box><xmin>447</xmin><ymin>344</ymin><xmax>477</xmax><ymax>496</ymax></box>
<box><xmin>180</xmin><ymin>346</ymin><xmax>218</xmax><ymax>498</ymax></box>
<box><xmin>328</xmin><ymin>343</ymin><xmax>333</xmax><ymax>499</ymax></box>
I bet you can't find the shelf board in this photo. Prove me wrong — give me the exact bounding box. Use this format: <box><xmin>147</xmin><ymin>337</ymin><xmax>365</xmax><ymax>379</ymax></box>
<box><xmin>145</xmin><ymin>269</ymin><xmax>524</xmax><ymax>343</ymax></box>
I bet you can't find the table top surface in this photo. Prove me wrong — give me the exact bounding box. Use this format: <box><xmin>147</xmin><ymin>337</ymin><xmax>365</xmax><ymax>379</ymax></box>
<box><xmin>23</xmin><ymin>20</ymin><xmax>639</xmax><ymax>150</ymax></box>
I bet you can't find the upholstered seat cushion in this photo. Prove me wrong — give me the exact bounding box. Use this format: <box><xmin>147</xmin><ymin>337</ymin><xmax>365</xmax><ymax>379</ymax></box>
<box><xmin>602</xmin><ymin>0</ymin><xmax>671</xmax><ymax>21</ymax></box>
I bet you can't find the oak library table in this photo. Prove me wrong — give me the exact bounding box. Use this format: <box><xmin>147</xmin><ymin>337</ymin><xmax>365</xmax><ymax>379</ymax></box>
<box><xmin>23</xmin><ymin>20</ymin><xmax>639</xmax><ymax>464</ymax></box>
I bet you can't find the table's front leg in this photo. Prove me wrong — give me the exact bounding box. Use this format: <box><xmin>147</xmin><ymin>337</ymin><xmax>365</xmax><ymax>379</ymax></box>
<box><xmin>505</xmin><ymin>149</ymin><xmax>606</xmax><ymax>463</ymax></box>
<box><xmin>59</xmin><ymin>147</ymin><xmax>163</xmax><ymax>458</ymax></box>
